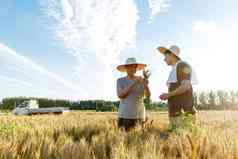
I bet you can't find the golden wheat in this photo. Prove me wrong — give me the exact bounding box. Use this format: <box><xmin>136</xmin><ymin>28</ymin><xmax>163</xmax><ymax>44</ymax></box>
<box><xmin>0</xmin><ymin>111</ymin><xmax>237</xmax><ymax>159</ymax></box>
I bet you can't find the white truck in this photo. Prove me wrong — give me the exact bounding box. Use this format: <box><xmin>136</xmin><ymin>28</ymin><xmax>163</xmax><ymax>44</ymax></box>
<box><xmin>12</xmin><ymin>100</ymin><xmax>70</xmax><ymax>115</ymax></box>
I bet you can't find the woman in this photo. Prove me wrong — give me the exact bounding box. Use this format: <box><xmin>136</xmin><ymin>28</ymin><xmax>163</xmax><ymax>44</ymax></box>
<box><xmin>116</xmin><ymin>57</ymin><xmax>151</xmax><ymax>131</ymax></box>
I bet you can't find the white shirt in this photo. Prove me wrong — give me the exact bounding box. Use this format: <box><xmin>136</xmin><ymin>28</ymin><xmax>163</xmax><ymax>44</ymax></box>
<box><xmin>167</xmin><ymin>61</ymin><xmax>198</xmax><ymax>86</ymax></box>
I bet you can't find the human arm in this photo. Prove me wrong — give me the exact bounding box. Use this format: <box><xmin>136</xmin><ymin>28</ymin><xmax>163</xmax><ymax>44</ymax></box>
<box><xmin>143</xmin><ymin>79</ymin><xmax>151</xmax><ymax>98</ymax></box>
<box><xmin>117</xmin><ymin>77</ymin><xmax>142</xmax><ymax>99</ymax></box>
<box><xmin>160</xmin><ymin>63</ymin><xmax>192</xmax><ymax>100</ymax></box>
<box><xmin>160</xmin><ymin>80</ymin><xmax>191</xmax><ymax>100</ymax></box>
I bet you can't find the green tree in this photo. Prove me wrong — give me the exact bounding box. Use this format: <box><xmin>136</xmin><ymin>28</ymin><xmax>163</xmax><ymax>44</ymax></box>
<box><xmin>208</xmin><ymin>91</ymin><xmax>216</xmax><ymax>107</ymax></box>
<box><xmin>217</xmin><ymin>90</ymin><xmax>228</xmax><ymax>108</ymax></box>
<box><xmin>198</xmin><ymin>92</ymin><xmax>207</xmax><ymax>109</ymax></box>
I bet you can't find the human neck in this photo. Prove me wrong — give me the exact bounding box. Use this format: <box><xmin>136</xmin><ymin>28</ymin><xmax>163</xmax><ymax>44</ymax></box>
<box><xmin>127</xmin><ymin>74</ymin><xmax>135</xmax><ymax>79</ymax></box>
<box><xmin>171</xmin><ymin>59</ymin><xmax>180</xmax><ymax>66</ymax></box>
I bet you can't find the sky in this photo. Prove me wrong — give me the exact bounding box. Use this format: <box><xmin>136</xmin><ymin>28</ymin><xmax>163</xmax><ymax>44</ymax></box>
<box><xmin>0</xmin><ymin>0</ymin><xmax>238</xmax><ymax>101</ymax></box>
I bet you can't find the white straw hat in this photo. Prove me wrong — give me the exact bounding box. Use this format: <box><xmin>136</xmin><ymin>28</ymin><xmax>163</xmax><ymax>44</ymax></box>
<box><xmin>117</xmin><ymin>57</ymin><xmax>146</xmax><ymax>72</ymax></box>
<box><xmin>157</xmin><ymin>45</ymin><xmax>180</xmax><ymax>59</ymax></box>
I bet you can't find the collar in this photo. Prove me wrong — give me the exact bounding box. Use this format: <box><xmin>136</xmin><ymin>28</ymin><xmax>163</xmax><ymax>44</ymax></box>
<box><xmin>172</xmin><ymin>60</ymin><xmax>182</xmax><ymax>68</ymax></box>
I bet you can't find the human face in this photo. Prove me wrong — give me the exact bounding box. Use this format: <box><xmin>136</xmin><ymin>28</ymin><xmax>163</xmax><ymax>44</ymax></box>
<box><xmin>164</xmin><ymin>53</ymin><xmax>173</xmax><ymax>66</ymax></box>
<box><xmin>125</xmin><ymin>64</ymin><xmax>137</xmax><ymax>76</ymax></box>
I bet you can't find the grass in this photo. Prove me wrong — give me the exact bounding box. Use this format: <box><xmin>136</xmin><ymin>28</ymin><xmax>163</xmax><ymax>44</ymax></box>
<box><xmin>0</xmin><ymin>111</ymin><xmax>237</xmax><ymax>158</ymax></box>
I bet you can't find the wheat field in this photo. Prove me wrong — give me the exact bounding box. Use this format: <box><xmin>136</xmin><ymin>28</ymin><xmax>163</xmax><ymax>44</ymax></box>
<box><xmin>0</xmin><ymin>111</ymin><xmax>237</xmax><ymax>159</ymax></box>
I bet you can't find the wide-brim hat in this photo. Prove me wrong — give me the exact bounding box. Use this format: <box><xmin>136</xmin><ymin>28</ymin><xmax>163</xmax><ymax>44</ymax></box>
<box><xmin>117</xmin><ymin>57</ymin><xmax>146</xmax><ymax>72</ymax></box>
<box><xmin>157</xmin><ymin>45</ymin><xmax>181</xmax><ymax>59</ymax></box>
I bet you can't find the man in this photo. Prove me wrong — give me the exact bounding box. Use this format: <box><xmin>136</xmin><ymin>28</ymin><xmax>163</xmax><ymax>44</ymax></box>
<box><xmin>157</xmin><ymin>45</ymin><xmax>198</xmax><ymax>129</ymax></box>
<box><xmin>116</xmin><ymin>57</ymin><xmax>151</xmax><ymax>131</ymax></box>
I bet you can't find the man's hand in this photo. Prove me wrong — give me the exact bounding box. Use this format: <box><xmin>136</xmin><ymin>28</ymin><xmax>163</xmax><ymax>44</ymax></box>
<box><xmin>160</xmin><ymin>80</ymin><xmax>192</xmax><ymax>100</ymax></box>
<box><xmin>143</xmin><ymin>69</ymin><xmax>151</xmax><ymax>80</ymax></box>
<box><xmin>134</xmin><ymin>76</ymin><xmax>144</xmax><ymax>85</ymax></box>
<box><xmin>159</xmin><ymin>93</ymin><xmax>171</xmax><ymax>100</ymax></box>
<box><xmin>118</xmin><ymin>77</ymin><xmax>142</xmax><ymax>99</ymax></box>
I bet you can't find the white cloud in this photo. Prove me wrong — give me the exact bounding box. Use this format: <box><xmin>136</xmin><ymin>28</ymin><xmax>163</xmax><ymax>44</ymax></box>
<box><xmin>183</xmin><ymin>20</ymin><xmax>238</xmax><ymax>91</ymax></box>
<box><xmin>39</xmin><ymin>0</ymin><xmax>174</xmax><ymax>100</ymax></box>
<box><xmin>41</xmin><ymin>0</ymin><xmax>139</xmax><ymax>62</ymax></box>
<box><xmin>0</xmin><ymin>43</ymin><xmax>84</xmax><ymax>100</ymax></box>
<box><xmin>193</xmin><ymin>21</ymin><xmax>218</xmax><ymax>33</ymax></box>
<box><xmin>147</xmin><ymin>0</ymin><xmax>170</xmax><ymax>21</ymax></box>
<box><xmin>40</xmin><ymin>0</ymin><xmax>139</xmax><ymax>99</ymax></box>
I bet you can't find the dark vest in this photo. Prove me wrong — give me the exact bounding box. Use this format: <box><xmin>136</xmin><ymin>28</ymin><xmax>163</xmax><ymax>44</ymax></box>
<box><xmin>168</xmin><ymin>62</ymin><xmax>194</xmax><ymax>106</ymax></box>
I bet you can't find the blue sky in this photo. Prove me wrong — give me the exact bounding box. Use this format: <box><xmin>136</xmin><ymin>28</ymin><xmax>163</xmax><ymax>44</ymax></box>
<box><xmin>0</xmin><ymin>0</ymin><xmax>238</xmax><ymax>101</ymax></box>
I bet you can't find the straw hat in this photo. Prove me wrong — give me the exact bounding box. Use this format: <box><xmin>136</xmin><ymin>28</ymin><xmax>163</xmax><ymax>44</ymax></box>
<box><xmin>157</xmin><ymin>45</ymin><xmax>181</xmax><ymax>59</ymax></box>
<box><xmin>117</xmin><ymin>57</ymin><xmax>146</xmax><ymax>72</ymax></box>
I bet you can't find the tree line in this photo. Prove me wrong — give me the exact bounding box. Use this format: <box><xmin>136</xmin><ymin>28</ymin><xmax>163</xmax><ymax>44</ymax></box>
<box><xmin>0</xmin><ymin>97</ymin><xmax>118</xmax><ymax>111</ymax></box>
<box><xmin>1</xmin><ymin>90</ymin><xmax>238</xmax><ymax>111</ymax></box>
<box><xmin>0</xmin><ymin>97</ymin><xmax>166</xmax><ymax>111</ymax></box>
<box><xmin>194</xmin><ymin>90</ymin><xmax>238</xmax><ymax>110</ymax></box>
